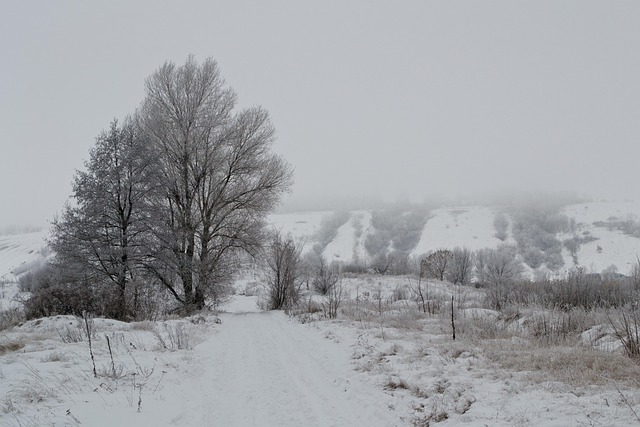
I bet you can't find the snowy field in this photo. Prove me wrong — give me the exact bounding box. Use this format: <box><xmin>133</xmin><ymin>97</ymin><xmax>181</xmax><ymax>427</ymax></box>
<box><xmin>3</xmin><ymin>286</ymin><xmax>640</xmax><ymax>426</ymax></box>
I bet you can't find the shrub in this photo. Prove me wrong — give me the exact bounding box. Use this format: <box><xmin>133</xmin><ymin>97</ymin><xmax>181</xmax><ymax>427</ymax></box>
<box><xmin>0</xmin><ymin>307</ymin><xmax>24</xmax><ymax>331</ymax></box>
<box><xmin>312</xmin><ymin>259</ymin><xmax>341</xmax><ymax>295</ymax></box>
<box><xmin>153</xmin><ymin>323</ymin><xmax>193</xmax><ymax>351</ymax></box>
<box><xmin>509</xmin><ymin>205</ymin><xmax>569</xmax><ymax>270</ymax></box>
<box><xmin>608</xmin><ymin>305</ymin><xmax>640</xmax><ymax>358</ymax></box>
<box><xmin>24</xmin><ymin>273</ymin><xmax>97</xmax><ymax>319</ymax></box>
<box><xmin>322</xmin><ymin>282</ymin><xmax>344</xmax><ymax>319</ymax></box>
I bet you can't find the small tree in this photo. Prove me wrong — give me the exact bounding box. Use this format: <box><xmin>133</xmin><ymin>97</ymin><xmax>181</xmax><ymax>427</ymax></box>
<box><xmin>446</xmin><ymin>247</ymin><xmax>474</xmax><ymax>286</ymax></box>
<box><xmin>631</xmin><ymin>256</ymin><xmax>640</xmax><ymax>291</ymax></box>
<box><xmin>322</xmin><ymin>280</ymin><xmax>344</xmax><ymax>319</ymax></box>
<box><xmin>479</xmin><ymin>245</ymin><xmax>524</xmax><ymax>310</ymax></box>
<box><xmin>421</xmin><ymin>249</ymin><xmax>452</xmax><ymax>281</ymax></box>
<box><xmin>312</xmin><ymin>257</ymin><xmax>341</xmax><ymax>295</ymax></box>
<box><xmin>264</xmin><ymin>232</ymin><xmax>303</xmax><ymax>310</ymax></box>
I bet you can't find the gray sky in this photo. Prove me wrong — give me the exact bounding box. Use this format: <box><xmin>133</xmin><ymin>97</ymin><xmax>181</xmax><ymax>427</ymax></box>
<box><xmin>1</xmin><ymin>1</ymin><xmax>639</xmax><ymax>226</ymax></box>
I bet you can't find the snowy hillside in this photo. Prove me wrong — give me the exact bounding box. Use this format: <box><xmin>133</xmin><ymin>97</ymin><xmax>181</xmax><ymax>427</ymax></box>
<box><xmin>0</xmin><ymin>230</ymin><xmax>48</xmax><ymax>279</ymax></box>
<box><xmin>271</xmin><ymin>201</ymin><xmax>640</xmax><ymax>275</ymax></box>
<box><xmin>0</xmin><ymin>230</ymin><xmax>48</xmax><ymax>310</ymax></box>
<box><xmin>560</xmin><ymin>201</ymin><xmax>640</xmax><ymax>274</ymax></box>
<box><xmin>412</xmin><ymin>206</ymin><xmax>506</xmax><ymax>254</ymax></box>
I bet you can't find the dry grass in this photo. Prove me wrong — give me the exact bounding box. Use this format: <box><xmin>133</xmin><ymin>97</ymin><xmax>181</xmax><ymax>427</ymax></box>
<box><xmin>0</xmin><ymin>340</ymin><xmax>26</xmax><ymax>355</ymax></box>
<box><xmin>130</xmin><ymin>320</ymin><xmax>155</xmax><ymax>331</ymax></box>
<box><xmin>384</xmin><ymin>376</ymin><xmax>410</xmax><ymax>391</ymax></box>
<box><xmin>484</xmin><ymin>339</ymin><xmax>640</xmax><ymax>388</ymax></box>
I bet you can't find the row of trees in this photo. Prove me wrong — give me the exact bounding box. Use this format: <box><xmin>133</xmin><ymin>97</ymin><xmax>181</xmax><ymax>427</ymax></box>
<box><xmin>420</xmin><ymin>245</ymin><xmax>525</xmax><ymax>287</ymax></box>
<box><xmin>42</xmin><ymin>56</ymin><xmax>292</xmax><ymax>320</ymax></box>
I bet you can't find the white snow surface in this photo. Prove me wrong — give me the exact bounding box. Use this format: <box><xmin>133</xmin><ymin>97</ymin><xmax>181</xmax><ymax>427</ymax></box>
<box><xmin>4</xmin><ymin>291</ymin><xmax>639</xmax><ymax>426</ymax></box>
<box><xmin>561</xmin><ymin>201</ymin><xmax>640</xmax><ymax>274</ymax></box>
<box><xmin>0</xmin><ymin>230</ymin><xmax>48</xmax><ymax>279</ymax></box>
<box><xmin>267</xmin><ymin>211</ymin><xmax>330</xmax><ymax>254</ymax></box>
<box><xmin>322</xmin><ymin>213</ymin><xmax>357</xmax><ymax>263</ymax></box>
<box><xmin>412</xmin><ymin>206</ymin><xmax>506</xmax><ymax>255</ymax></box>
<box><xmin>171</xmin><ymin>299</ymin><xmax>398</xmax><ymax>426</ymax></box>
<box><xmin>0</xmin><ymin>297</ymin><xmax>402</xmax><ymax>426</ymax></box>
<box><xmin>0</xmin><ymin>230</ymin><xmax>48</xmax><ymax>310</ymax></box>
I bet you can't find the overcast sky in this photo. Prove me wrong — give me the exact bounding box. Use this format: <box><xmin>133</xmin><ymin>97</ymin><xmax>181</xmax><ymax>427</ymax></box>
<box><xmin>1</xmin><ymin>1</ymin><xmax>639</xmax><ymax>227</ymax></box>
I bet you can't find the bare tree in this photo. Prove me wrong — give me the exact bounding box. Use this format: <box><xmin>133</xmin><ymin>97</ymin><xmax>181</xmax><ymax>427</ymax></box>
<box><xmin>474</xmin><ymin>248</ymin><xmax>490</xmax><ymax>286</ymax></box>
<box><xmin>264</xmin><ymin>232</ymin><xmax>303</xmax><ymax>310</ymax></box>
<box><xmin>483</xmin><ymin>245</ymin><xmax>524</xmax><ymax>287</ymax></box>
<box><xmin>421</xmin><ymin>249</ymin><xmax>452</xmax><ymax>281</ymax></box>
<box><xmin>631</xmin><ymin>256</ymin><xmax>640</xmax><ymax>291</ymax></box>
<box><xmin>50</xmin><ymin>118</ymin><xmax>159</xmax><ymax>319</ymax></box>
<box><xmin>446</xmin><ymin>247</ymin><xmax>474</xmax><ymax>285</ymax></box>
<box><xmin>140</xmin><ymin>56</ymin><xmax>293</xmax><ymax>312</ymax></box>
<box><xmin>478</xmin><ymin>245</ymin><xmax>524</xmax><ymax>310</ymax></box>
<box><xmin>322</xmin><ymin>281</ymin><xmax>344</xmax><ymax>319</ymax></box>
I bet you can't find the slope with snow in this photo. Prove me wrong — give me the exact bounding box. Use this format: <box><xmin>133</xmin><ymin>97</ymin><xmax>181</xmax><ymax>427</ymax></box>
<box><xmin>267</xmin><ymin>211</ymin><xmax>330</xmax><ymax>253</ymax></box>
<box><xmin>412</xmin><ymin>206</ymin><xmax>505</xmax><ymax>255</ymax></box>
<box><xmin>0</xmin><ymin>230</ymin><xmax>48</xmax><ymax>310</ymax></box>
<box><xmin>321</xmin><ymin>212</ymin><xmax>361</xmax><ymax>263</ymax></box>
<box><xmin>561</xmin><ymin>201</ymin><xmax>640</xmax><ymax>274</ymax></box>
<box><xmin>0</xmin><ymin>230</ymin><xmax>48</xmax><ymax>279</ymax></box>
<box><xmin>268</xmin><ymin>202</ymin><xmax>640</xmax><ymax>275</ymax></box>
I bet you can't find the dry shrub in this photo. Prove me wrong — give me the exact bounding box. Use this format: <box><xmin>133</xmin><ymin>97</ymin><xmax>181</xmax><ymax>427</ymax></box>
<box><xmin>384</xmin><ymin>377</ymin><xmax>410</xmax><ymax>391</ymax></box>
<box><xmin>608</xmin><ymin>305</ymin><xmax>640</xmax><ymax>358</ymax></box>
<box><xmin>0</xmin><ymin>340</ymin><xmax>25</xmax><ymax>355</ymax></box>
<box><xmin>528</xmin><ymin>307</ymin><xmax>595</xmax><ymax>345</ymax></box>
<box><xmin>0</xmin><ymin>307</ymin><xmax>24</xmax><ymax>331</ymax></box>
<box><xmin>153</xmin><ymin>323</ymin><xmax>192</xmax><ymax>350</ymax></box>
<box><xmin>382</xmin><ymin>309</ymin><xmax>423</xmax><ymax>331</ymax></box>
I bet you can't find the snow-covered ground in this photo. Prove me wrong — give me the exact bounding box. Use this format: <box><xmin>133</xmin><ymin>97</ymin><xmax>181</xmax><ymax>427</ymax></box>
<box><xmin>4</xmin><ymin>289</ymin><xmax>640</xmax><ymax>426</ymax></box>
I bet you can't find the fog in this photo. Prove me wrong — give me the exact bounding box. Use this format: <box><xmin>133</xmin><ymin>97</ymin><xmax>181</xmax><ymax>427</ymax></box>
<box><xmin>1</xmin><ymin>1</ymin><xmax>639</xmax><ymax>227</ymax></box>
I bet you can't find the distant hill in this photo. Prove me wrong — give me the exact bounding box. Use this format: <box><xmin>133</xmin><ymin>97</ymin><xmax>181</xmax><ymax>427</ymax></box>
<box><xmin>2</xmin><ymin>201</ymin><xmax>640</xmax><ymax>282</ymax></box>
<box><xmin>268</xmin><ymin>201</ymin><xmax>640</xmax><ymax>276</ymax></box>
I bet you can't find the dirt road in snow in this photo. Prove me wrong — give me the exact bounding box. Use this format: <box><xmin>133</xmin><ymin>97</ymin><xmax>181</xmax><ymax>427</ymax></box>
<box><xmin>172</xmin><ymin>297</ymin><xmax>399</xmax><ymax>426</ymax></box>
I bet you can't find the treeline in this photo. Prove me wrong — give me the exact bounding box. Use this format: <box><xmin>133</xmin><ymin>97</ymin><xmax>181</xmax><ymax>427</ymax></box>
<box><xmin>25</xmin><ymin>56</ymin><xmax>292</xmax><ymax>320</ymax></box>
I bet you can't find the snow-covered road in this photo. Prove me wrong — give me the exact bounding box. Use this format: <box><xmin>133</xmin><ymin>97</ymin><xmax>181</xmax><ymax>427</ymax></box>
<box><xmin>173</xmin><ymin>296</ymin><xmax>399</xmax><ymax>426</ymax></box>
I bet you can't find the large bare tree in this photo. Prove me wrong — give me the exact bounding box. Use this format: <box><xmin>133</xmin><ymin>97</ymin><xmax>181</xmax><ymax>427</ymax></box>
<box><xmin>140</xmin><ymin>56</ymin><xmax>292</xmax><ymax>311</ymax></box>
